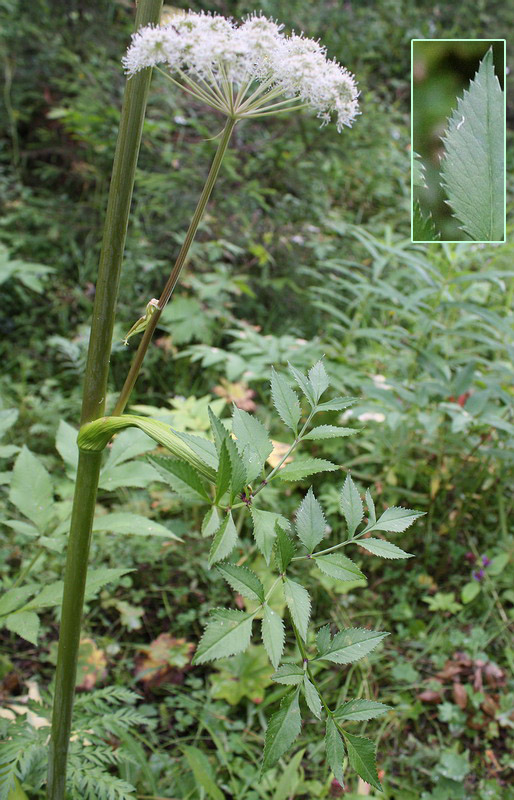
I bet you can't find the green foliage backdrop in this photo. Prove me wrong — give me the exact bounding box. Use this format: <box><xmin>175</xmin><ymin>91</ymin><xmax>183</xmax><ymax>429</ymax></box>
<box><xmin>0</xmin><ymin>0</ymin><xmax>513</xmax><ymax>798</ymax></box>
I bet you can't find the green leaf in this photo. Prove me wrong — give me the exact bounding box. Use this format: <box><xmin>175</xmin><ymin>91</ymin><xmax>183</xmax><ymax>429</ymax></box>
<box><xmin>275</xmin><ymin>525</ymin><xmax>296</xmax><ymax>572</ymax></box>
<box><xmin>308</xmin><ymin>360</ymin><xmax>330</xmax><ymax>402</ymax></box>
<box><xmin>365</xmin><ymin>489</ymin><xmax>376</xmax><ymax>525</ymax></box>
<box><xmin>262</xmin><ymin>604</ymin><xmax>285</xmax><ymax>669</ymax></box>
<box><xmin>340</xmin><ymin>474</ymin><xmax>363</xmax><ymax>536</ymax></box>
<box><xmin>441</xmin><ymin>48</ymin><xmax>505</xmax><ymax>241</ymax></box>
<box><xmin>365</xmin><ymin>506</ymin><xmax>424</xmax><ymax>534</ymax></box>
<box><xmin>288</xmin><ymin>363</ymin><xmax>316</xmax><ymax>406</ymax></box>
<box><xmin>412</xmin><ymin>153</ymin><xmax>427</xmax><ymax>188</ymax></box>
<box><xmin>0</xmin><ymin>407</ymin><xmax>18</xmax><ymax>438</ymax></box>
<box><xmin>261</xmin><ymin>688</ymin><xmax>302</xmax><ymax>773</ymax></box>
<box><xmin>325</xmin><ymin>717</ymin><xmax>345</xmax><ymax>787</ymax></box>
<box><xmin>172</xmin><ymin>429</ymin><xmax>219</xmax><ymax>473</ymax></box>
<box><xmin>251</xmin><ymin>508</ymin><xmax>290</xmax><ymax>565</ymax></box>
<box><xmin>315</xmin><ymin>397</ymin><xmax>357</xmax><ymax>412</ymax></box>
<box><xmin>272</xmin><ymin>663</ymin><xmax>304</xmax><ymax>685</ymax></box>
<box><xmin>217</xmin><ymin>563</ymin><xmax>265</xmax><ymax>603</ymax></box>
<box><xmin>84</xmin><ymin>567</ymin><xmax>134</xmax><ymax>599</ymax></box>
<box><xmin>314</xmin><ymin>553</ymin><xmax>365</xmax><ymax>583</ymax></box>
<box><xmin>334</xmin><ymin>698</ymin><xmax>392</xmax><ymax>722</ymax></box>
<box><xmin>5</xmin><ymin>610</ymin><xmax>40</xmax><ymax>644</ymax></box>
<box><xmin>461</xmin><ymin>581</ymin><xmax>481</xmax><ymax>604</ymax></box>
<box><xmin>0</xmin><ymin>587</ymin><xmax>35</xmax><ymax>617</ymax></box>
<box><xmin>295</xmin><ymin>487</ymin><xmax>326</xmax><ymax>552</ymax></box>
<box><xmin>232</xmin><ymin>406</ymin><xmax>273</xmax><ymax>482</ymax></box>
<box><xmin>277</xmin><ymin>458</ymin><xmax>337</xmax><ymax>482</ymax></box>
<box><xmin>56</xmin><ymin>419</ymin><xmax>79</xmax><ymax>472</ymax></box>
<box><xmin>148</xmin><ymin>455</ymin><xmax>211</xmax><ymax>502</ymax></box>
<box><xmin>316</xmin><ymin>624</ymin><xmax>331</xmax><ymax>656</ymax></box>
<box><xmin>357</xmin><ymin>538</ymin><xmax>413</xmax><ymax>559</ymax></box>
<box><xmin>215</xmin><ymin>439</ymin><xmax>232</xmax><ymax>502</ymax></box>
<box><xmin>9</xmin><ymin>446</ymin><xmax>53</xmax><ymax>531</ymax></box>
<box><xmin>20</xmin><ymin>581</ymin><xmax>65</xmax><ymax>611</ymax></box>
<box><xmin>283</xmin><ymin>577</ymin><xmax>311</xmax><ymax>641</ymax></box>
<box><xmin>208</xmin><ymin>406</ymin><xmax>229</xmax><ymax>453</ymax></box>
<box><xmin>92</xmin><ymin>511</ymin><xmax>182</xmax><ymax>541</ymax></box>
<box><xmin>303</xmin><ymin>425</ymin><xmax>357</xmax><ymax>440</ymax></box>
<box><xmin>99</xmin><ymin>460</ymin><xmax>159</xmax><ymax>491</ymax></box>
<box><xmin>226</xmin><ymin>436</ymin><xmax>248</xmax><ymax>502</ymax></box>
<box><xmin>3</xmin><ymin>520</ymin><xmax>40</xmax><ymax>538</ymax></box>
<box><xmin>342</xmin><ymin>731</ymin><xmax>382</xmax><ymax>791</ymax></box>
<box><xmin>193</xmin><ymin>608</ymin><xmax>253</xmax><ymax>665</ymax></box>
<box><xmin>202</xmin><ymin>506</ymin><xmax>221</xmax><ymax>538</ymax></box>
<box><xmin>182</xmin><ymin>745</ymin><xmax>224</xmax><ymax>800</ymax></box>
<box><xmin>271</xmin><ymin>367</ymin><xmax>301</xmax><ymax>433</ymax></box>
<box><xmin>208</xmin><ymin>512</ymin><xmax>238</xmax><ymax>567</ymax></box>
<box><xmin>412</xmin><ymin>200</ymin><xmax>440</xmax><ymax>242</ymax></box>
<box><xmin>316</xmin><ymin>627</ymin><xmax>389</xmax><ymax>664</ymax></box>
<box><xmin>303</xmin><ymin>675</ymin><xmax>322</xmax><ymax>719</ymax></box>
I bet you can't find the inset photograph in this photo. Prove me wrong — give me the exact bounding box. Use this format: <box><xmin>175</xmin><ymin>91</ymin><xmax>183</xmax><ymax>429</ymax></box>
<box><xmin>411</xmin><ymin>39</ymin><xmax>505</xmax><ymax>243</ymax></box>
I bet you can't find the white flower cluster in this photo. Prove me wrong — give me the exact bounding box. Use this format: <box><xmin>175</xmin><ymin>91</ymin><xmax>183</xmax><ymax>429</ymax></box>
<box><xmin>123</xmin><ymin>11</ymin><xmax>359</xmax><ymax>131</ymax></box>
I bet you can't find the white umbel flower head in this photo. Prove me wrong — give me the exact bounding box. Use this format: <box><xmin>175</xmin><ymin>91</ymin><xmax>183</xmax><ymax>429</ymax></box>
<box><xmin>122</xmin><ymin>10</ymin><xmax>359</xmax><ymax>131</ymax></box>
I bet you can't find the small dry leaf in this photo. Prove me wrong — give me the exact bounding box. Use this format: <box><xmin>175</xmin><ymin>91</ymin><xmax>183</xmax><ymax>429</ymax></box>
<box><xmin>417</xmin><ymin>688</ymin><xmax>444</xmax><ymax>704</ymax></box>
<box><xmin>76</xmin><ymin>638</ymin><xmax>107</xmax><ymax>690</ymax></box>
<box><xmin>213</xmin><ymin>378</ymin><xmax>256</xmax><ymax>411</ymax></box>
<box><xmin>453</xmin><ymin>682</ymin><xmax>468</xmax><ymax>709</ymax></box>
<box><xmin>135</xmin><ymin>634</ymin><xmax>194</xmax><ymax>687</ymax></box>
<box><xmin>266</xmin><ymin>440</ymin><xmax>294</xmax><ymax>469</ymax></box>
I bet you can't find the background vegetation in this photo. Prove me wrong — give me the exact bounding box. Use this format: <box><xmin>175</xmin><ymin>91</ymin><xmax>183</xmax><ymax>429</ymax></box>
<box><xmin>0</xmin><ymin>0</ymin><xmax>513</xmax><ymax>798</ymax></box>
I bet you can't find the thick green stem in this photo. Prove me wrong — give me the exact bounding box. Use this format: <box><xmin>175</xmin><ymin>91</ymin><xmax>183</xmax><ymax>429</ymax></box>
<box><xmin>113</xmin><ymin>116</ymin><xmax>237</xmax><ymax>416</ymax></box>
<box><xmin>47</xmin><ymin>450</ymin><xmax>102</xmax><ymax>800</ymax></box>
<box><xmin>47</xmin><ymin>2</ymin><xmax>163</xmax><ymax>797</ymax></box>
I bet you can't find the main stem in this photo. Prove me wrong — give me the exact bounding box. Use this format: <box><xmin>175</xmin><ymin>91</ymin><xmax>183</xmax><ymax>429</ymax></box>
<box><xmin>47</xmin><ymin>2</ymin><xmax>162</xmax><ymax>797</ymax></box>
<box><xmin>112</xmin><ymin>116</ymin><xmax>237</xmax><ymax>416</ymax></box>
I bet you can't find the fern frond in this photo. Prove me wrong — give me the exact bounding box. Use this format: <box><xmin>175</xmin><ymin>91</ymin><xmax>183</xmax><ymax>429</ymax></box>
<box><xmin>0</xmin><ymin>719</ymin><xmax>47</xmax><ymax>800</ymax></box>
<box><xmin>68</xmin><ymin>759</ymin><xmax>137</xmax><ymax>800</ymax></box>
<box><xmin>74</xmin><ymin>686</ymin><xmax>138</xmax><ymax>711</ymax></box>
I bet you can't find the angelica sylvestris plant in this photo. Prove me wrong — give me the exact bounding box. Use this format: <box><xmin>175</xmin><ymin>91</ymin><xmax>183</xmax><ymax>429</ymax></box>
<box><xmin>413</xmin><ymin>47</ymin><xmax>505</xmax><ymax>242</ymax></box>
<box><xmin>0</xmin><ymin>3</ymin><xmax>420</xmax><ymax>797</ymax></box>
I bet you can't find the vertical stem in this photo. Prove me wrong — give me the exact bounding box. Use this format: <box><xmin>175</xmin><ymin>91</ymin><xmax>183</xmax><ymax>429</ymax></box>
<box><xmin>112</xmin><ymin>116</ymin><xmax>237</xmax><ymax>416</ymax></box>
<box><xmin>47</xmin><ymin>450</ymin><xmax>102</xmax><ymax>799</ymax></box>
<box><xmin>80</xmin><ymin>1</ymin><xmax>163</xmax><ymax>424</ymax></box>
<box><xmin>47</xmin><ymin>2</ymin><xmax>163</xmax><ymax>798</ymax></box>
